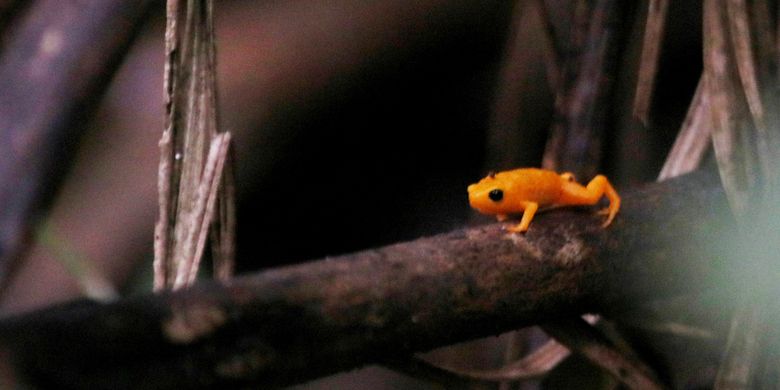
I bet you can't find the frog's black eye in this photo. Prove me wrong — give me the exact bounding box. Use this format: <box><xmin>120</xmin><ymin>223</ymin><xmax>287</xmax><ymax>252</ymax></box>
<box><xmin>488</xmin><ymin>189</ymin><xmax>503</xmax><ymax>202</ymax></box>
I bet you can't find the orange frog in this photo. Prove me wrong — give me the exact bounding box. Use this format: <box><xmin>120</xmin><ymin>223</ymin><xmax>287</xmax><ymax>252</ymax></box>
<box><xmin>467</xmin><ymin>168</ymin><xmax>620</xmax><ymax>233</ymax></box>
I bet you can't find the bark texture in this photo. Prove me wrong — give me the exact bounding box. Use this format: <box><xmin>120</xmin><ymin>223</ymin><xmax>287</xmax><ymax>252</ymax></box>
<box><xmin>0</xmin><ymin>170</ymin><xmax>732</xmax><ymax>388</ymax></box>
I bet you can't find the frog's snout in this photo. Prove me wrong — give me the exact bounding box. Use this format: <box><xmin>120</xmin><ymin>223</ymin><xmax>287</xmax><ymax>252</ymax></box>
<box><xmin>467</xmin><ymin>185</ymin><xmax>484</xmax><ymax>212</ymax></box>
<box><xmin>467</xmin><ymin>185</ymin><xmax>477</xmax><ymax>203</ymax></box>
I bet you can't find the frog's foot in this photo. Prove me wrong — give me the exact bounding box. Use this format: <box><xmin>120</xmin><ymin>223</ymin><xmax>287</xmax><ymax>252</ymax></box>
<box><xmin>496</xmin><ymin>214</ymin><xmax>509</xmax><ymax>222</ymax></box>
<box><xmin>506</xmin><ymin>202</ymin><xmax>538</xmax><ymax>233</ymax></box>
<box><xmin>505</xmin><ymin>223</ymin><xmax>528</xmax><ymax>233</ymax></box>
<box><xmin>597</xmin><ymin>207</ymin><xmax>618</xmax><ymax>227</ymax></box>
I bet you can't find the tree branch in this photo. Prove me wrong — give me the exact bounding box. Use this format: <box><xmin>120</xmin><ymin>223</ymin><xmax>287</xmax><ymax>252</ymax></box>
<box><xmin>0</xmin><ymin>170</ymin><xmax>732</xmax><ymax>388</ymax></box>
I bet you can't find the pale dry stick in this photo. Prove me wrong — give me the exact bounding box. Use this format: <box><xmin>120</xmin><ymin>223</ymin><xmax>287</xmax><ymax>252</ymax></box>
<box><xmin>414</xmin><ymin>313</ymin><xmax>597</xmax><ymax>382</ymax></box>
<box><xmin>203</xmin><ymin>0</ymin><xmax>219</xmax><ymax>141</ymax></box>
<box><xmin>418</xmin><ymin>316</ymin><xmax>666</xmax><ymax>388</ymax></box>
<box><xmin>177</xmin><ymin>133</ymin><xmax>231</xmax><ymax>288</ymax></box>
<box><xmin>724</xmin><ymin>0</ymin><xmax>775</xmax><ymax>188</ymax></box>
<box><xmin>158</xmin><ymin>0</ymin><xmax>199</xmax><ymax>290</ymax></box>
<box><xmin>154</xmin><ymin>0</ymin><xmax>182</xmax><ymax>291</ymax></box>
<box><xmin>180</xmin><ymin>0</ymin><xmax>234</xmax><ymax>286</ymax></box>
<box><xmin>203</xmin><ymin>0</ymin><xmax>235</xmax><ymax>282</ymax></box>
<box><xmin>725</xmin><ymin>0</ymin><xmax>766</xmax><ymax>130</ymax></box>
<box><xmin>632</xmin><ymin>0</ymin><xmax>669</xmax><ymax>125</ymax></box>
<box><xmin>541</xmin><ymin>318</ymin><xmax>664</xmax><ymax>390</ymax></box>
<box><xmin>715</xmin><ymin>303</ymin><xmax>763</xmax><ymax>389</ymax></box>
<box><xmin>154</xmin><ymin>130</ymin><xmax>174</xmax><ymax>291</ymax></box>
<box><xmin>417</xmin><ymin>338</ymin><xmax>570</xmax><ymax>382</ymax></box>
<box><xmin>212</xmin><ymin>161</ymin><xmax>236</xmax><ymax>282</ymax></box>
<box><xmin>750</xmin><ymin>0</ymin><xmax>780</xmax><ymax>194</ymax></box>
<box><xmin>171</xmin><ymin>0</ymin><xmax>210</xmax><ymax>285</ymax></box>
<box><xmin>619</xmin><ymin>319</ymin><xmax>716</xmax><ymax>340</ymax></box>
<box><xmin>704</xmin><ymin>0</ymin><xmax>760</xmax><ymax>218</ymax></box>
<box><xmin>155</xmin><ymin>0</ymin><xmax>234</xmax><ymax>291</ymax></box>
<box><xmin>658</xmin><ymin>75</ymin><xmax>711</xmax><ymax>180</ymax></box>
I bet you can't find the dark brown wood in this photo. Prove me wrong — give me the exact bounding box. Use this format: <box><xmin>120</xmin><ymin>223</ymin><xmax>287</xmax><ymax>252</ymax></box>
<box><xmin>540</xmin><ymin>318</ymin><xmax>664</xmax><ymax>389</ymax></box>
<box><xmin>0</xmin><ymin>0</ymin><xmax>153</xmax><ymax>285</ymax></box>
<box><xmin>0</xmin><ymin>170</ymin><xmax>734</xmax><ymax>389</ymax></box>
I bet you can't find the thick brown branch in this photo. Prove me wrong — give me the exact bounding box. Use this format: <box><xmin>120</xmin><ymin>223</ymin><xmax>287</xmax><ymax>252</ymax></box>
<box><xmin>0</xmin><ymin>170</ymin><xmax>732</xmax><ymax>388</ymax></box>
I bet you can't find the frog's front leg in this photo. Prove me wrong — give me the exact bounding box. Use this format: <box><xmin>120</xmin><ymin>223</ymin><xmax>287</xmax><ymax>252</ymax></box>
<box><xmin>507</xmin><ymin>202</ymin><xmax>538</xmax><ymax>233</ymax></box>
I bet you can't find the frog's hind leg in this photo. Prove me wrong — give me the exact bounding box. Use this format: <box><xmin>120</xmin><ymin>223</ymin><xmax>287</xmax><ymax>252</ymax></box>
<box><xmin>559</xmin><ymin>175</ymin><xmax>621</xmax><ymax>227</ymax></box>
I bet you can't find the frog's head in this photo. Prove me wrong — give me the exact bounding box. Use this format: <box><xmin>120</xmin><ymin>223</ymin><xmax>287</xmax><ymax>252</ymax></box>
<box><xmin>467</xmin><ymin>172</ymin><xmax>508</xmax><ymax>215</ymax></box>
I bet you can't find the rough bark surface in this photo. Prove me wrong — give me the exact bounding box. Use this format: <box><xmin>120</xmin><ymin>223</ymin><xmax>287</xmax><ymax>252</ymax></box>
<box><xmin>0</xmin><ymin>170</ymin><xmax>732</xmax><ymax>388</ymax></box>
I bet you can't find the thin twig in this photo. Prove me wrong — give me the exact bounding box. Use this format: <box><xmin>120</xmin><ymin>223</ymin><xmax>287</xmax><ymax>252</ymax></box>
<box><xmin>179</xmin><ymin>133</ymin><xmax>231</xmax><ymax>288</ymax></box>
<box><xmin>203</xmin><ymin>0</ymin><xmax>235</xmax><ymax>283</ymax></box>
<box><xmin>413</xmin><ymin>316</ymin><xmax>606</xmax><ymax>383</ymax></box>
<box><xmin>541</xmin><ymin>318</ymin><xmax>665</xmax><ymax>389</ymax></box>
<box><xmin>714</xmin><ymin>302</ymin><xmax>763</xmax><ymax>389</ymax></box>
<box><xmin>154</xmin><ymin>0</ymin><xmax>182</xmax><ymax>291</ymax></box>
<box><xmin>724</xmin><ymin>0</ymin><xmax>774</xmax><ymax>185</ymax></box>
<box><xmin>658</xmin><ymin>75</ymin><xmax>711</xmax><ymax>180</ymax></box>
<box><xmin>704</xmin><ymin>0</ymin><xmax>760</xmax><ymax>218</ymax></box>
<box><xmin>415</xmin><ymin>338</ymin><xmax>570</xmax><ymax>382</ymax></box>
<box><xmin>632</xmin><ymin>0</ymin><xmax>669</xmax><ymax>124</ymax></box>
<box><xmin>212</xmin><ymin>157</ymin><xmax>236</xmax><ymax>282</ymax></box>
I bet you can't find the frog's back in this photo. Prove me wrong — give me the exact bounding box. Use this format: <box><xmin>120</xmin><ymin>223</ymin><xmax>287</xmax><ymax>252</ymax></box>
<box><xmin>496</xmin><ymin>168</ymin><xmax>561</xmax><ymax>205</ymax></box>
